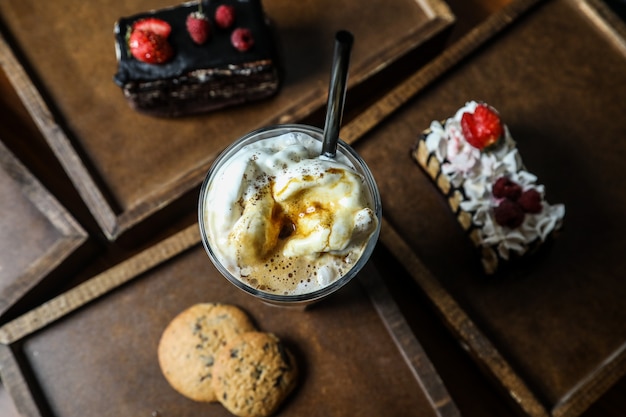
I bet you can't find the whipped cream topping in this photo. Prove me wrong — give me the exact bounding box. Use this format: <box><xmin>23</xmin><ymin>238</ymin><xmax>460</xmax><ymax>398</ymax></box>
<box><xmin>203</xmin><ymin>132</ymin><xmax>379</xmax><ymax>295</ymax></box>
<box><xmin>424</xmin><ymin>101</ymin><xmax>565</xmax><ymax>262</ymax></box>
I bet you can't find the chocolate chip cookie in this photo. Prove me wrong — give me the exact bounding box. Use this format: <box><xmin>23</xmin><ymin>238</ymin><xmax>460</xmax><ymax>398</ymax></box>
<box><xmin>157</xmin><ymin>303</ymin><xmax>256</xmax><ymax>402</ymax></box>
<box><xmin>212</xmin><ymin>331</ymin><xmax>298</xmax><ymax>417</ymax></box>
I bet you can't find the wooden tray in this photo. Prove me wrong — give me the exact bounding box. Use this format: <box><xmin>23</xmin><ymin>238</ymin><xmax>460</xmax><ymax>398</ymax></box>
<box><xmin>0</xmin><ymin>225</ymin><xmax>460</xmax><ymax>417</ymax></box>
<box><xmin>339</xmin><ymin>0</ymin><xmax>626</xmax><ymax>416</ymax></box>
<box><xmin>0</xmin><ymin>0</ymin><xmax>453</xmax><ymax>241</ymax></box>
<box><xmin>0</xmin><ymin>141</ymin><xmax>87</xmax><ymax>320</ymax></box>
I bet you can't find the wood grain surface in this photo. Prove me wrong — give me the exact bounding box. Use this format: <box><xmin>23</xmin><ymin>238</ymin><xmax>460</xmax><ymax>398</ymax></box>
<box><xmin>0</xmin><ymin>0</ymin><xmax>453</xmax><ymax>241</ymax></box>
<box><xmin>0</xmin><ymin>225</ymin><xmax>459</xmax><ymax>417</ymax></box>
<box><xmin>2</xmin><ymin>0</ymin><xmax>626</xmax><ymax>417</ymax></box>
<box><xmin>0</xmin><ymin>141</ymin><xmax>87</xmax><ymax>320</ymax></box>
<box><xmin>346</xmin><ymin>0</ymin><xmax>626</xmax><ymax>416</ymax></box>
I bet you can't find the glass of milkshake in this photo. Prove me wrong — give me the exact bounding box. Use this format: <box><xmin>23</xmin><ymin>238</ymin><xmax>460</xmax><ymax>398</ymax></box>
<box><xmin>198</xmin><ymin>124</ymin><xmax>381</xmax><ymax>306</ymax></box>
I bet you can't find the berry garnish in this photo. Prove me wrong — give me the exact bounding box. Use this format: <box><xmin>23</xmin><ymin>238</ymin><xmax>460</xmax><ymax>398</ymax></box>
<box><xmin>492</xmin><ymin>177</ymin><xmax>522</xmax><ymax>200</ymax></box>
<box><xmin>460</xmin><ymin>103</ymin><xmax>504</xmax><ymax>150</ymax></box>
<box><xmin>518</xmin><ymin>189</ymin><xmax>543</xmax><ymax>213</ymax></box>
<box><xmin>215</xmin><ymin>5</ymin><xmax>236</xmax><ymax>29</ymax></box>
<box><xmin>231</xmin><ymin>27</ymin><xmax>254</xmax><ymax>52</ymax></box>
<box><xmin>186</xmin><ymin>3</ymin><xmax>211</xmax><ymax>45</ymax></box>
<box><xmin>128</xmin><ymin>19</ymin><xmax>173</xmax><ymax>64</ymax></box>
<box><xmin>494</xmin><ymin>200</ymin><xmax>525</xmax><ymax>229</ymax></box>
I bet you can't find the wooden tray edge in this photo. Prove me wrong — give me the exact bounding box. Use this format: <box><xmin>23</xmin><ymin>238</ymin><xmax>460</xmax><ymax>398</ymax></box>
<box><xmin>0</xmin><ymin>1</ymin><xmax>455</xmax><ymax>242</ymax></box>
<box><xmin>0</xmin><ymin>224</ymin><xmax>200</xmax><ymax>345</ymax></box>
<box><xmin>553</xmin><ymin>342</ymin><xmax>626</xmax><ymax>417</ymax></box>
<box><xmin>0</xmin><ymin>220</ymin><xmax>462</xmax><ymax>417</ymax></box>
<box><xmin>379</xmin><ymin>218</ymin><xmax>550</xmax><ymax>417</ymax></box>
<box><xmin>341</xmin><ymin>0</ymin><xmax>545</xmax><ymax>145</ymax></box>
<box><xmin>0</xmin><ymin>344</ymin><xmax>43</xmax><ymax>417</ymax></box>
<box><xmin>0</xmin><ymin>33</ymin><xmax>118</xmax><ymax>240</ymax></box>
<box><xmin>342</xmin><ymin>1</ymin><xmax>626</xmax><ymax>414</ymax></box>
<box><xmin>360</xmin><ymin>262</ymin><xmax>462</xmax><ymax>417</ymax></box>
<box><xmin>0</xmin><ymin>140</ymin><xmax>87</xmax><ymax>319</ymax></box>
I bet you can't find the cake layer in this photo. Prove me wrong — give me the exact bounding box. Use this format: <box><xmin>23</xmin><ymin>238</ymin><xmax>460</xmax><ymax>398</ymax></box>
<box><xmin>120</xmin><ymin>60</ymin><xmax>279</xmax><ymax>117</ymax></box>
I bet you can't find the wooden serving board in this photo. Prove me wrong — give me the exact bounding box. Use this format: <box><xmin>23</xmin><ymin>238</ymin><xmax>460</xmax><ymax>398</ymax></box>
<box><xmin>341</xmin><ymin>0</ymin><xmax>626</xmax><ymax>416</ymax></box>
<box><xmin>0</xmin><ymin>0</ymin><xmax>453</xmax><ymax>241</ymax></box>
<box><xmin>0</xmin><ymin>225</ymin><xmax>460</xmax><ymax>417</ymax></box>
<box><xmin>0</xmin><ymin>140</ymin><xmax>87</xmax><ymax>321</ymax></box>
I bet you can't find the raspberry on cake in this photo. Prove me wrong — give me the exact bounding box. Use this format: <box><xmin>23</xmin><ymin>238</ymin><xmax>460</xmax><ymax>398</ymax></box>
<box><xmin>230</xmin><ymin>27</ymin><xmax>254</xmax><ymax>52</ymax></box>
<box><xmin>412</xmin><ymin>101</ymin><xmax>565</xmax><ymax>274</ymax></box>
<box><xmin>113</xmin><ymin>0</ymin><xmax>281</xmax><ymax>117</ymax></box>
<box><xmin>215</xmin><ymin>5</ymin><xmax>236</xmax><ymax>29</ymax></box>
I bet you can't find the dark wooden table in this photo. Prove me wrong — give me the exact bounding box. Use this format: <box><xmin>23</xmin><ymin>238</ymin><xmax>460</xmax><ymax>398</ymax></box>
<box><xmin>1</xmin><ymin>0</ymin><xmax>625</xmax><ymax>416</ymax></box>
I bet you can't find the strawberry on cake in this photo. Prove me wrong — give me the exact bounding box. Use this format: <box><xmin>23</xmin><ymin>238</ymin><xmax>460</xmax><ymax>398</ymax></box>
<box><xmin>127</xmin><ymin>18</ymin><xmax>175</xmax><ymax>64</ymax></box>
<box><xmin>113</xmin><ymin>0</ymin><xmax>281</xmax><ymax>117</ymax></box>
<box><xmin>413</xmin><ymin>101</ymin><xmax>565</xmax><ymax>274</ymax></box>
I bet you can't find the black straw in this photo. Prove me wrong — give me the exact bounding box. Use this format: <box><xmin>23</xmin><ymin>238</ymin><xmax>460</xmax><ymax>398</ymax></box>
<box><xmin>321</xmin><ymin>30</ymin><xmax>354</xmax><ymax>158</ymax></box>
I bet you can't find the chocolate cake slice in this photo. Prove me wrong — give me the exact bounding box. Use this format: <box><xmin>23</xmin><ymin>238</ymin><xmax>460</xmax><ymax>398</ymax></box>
<box><xmin>413</xmin><ymin>101</ymin><xmax>565</xmax><ymax>274</ymax></box>
<box><xmin>113</xmin><ymin>0</ymin><xmax>281</xmax><ymax>117</ymax></box>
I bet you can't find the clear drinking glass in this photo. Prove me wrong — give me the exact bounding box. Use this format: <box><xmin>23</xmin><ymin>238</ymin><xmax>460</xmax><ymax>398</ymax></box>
<box><xmin>198</xmin><ymin>124</ymin><xmax>381</xmax><ymax>306</ymax></box>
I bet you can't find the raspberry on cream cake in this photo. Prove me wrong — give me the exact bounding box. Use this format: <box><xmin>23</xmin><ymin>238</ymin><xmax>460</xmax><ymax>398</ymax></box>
<box><xmin>413</xmin><ymin>101</ymin><xmax>565</xmax><ymax>274</ymax></box>
<box><xmin>113</xmin><ymin>0</ymin><xmax>281</xmax><ymax>117</ymax></box>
